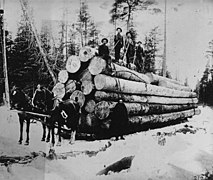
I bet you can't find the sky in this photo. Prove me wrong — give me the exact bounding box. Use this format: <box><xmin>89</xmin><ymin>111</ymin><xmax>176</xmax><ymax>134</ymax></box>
<box><xmin>2</xmin><ymin>0</ymin><xmax>213</xmax><ymax>89</ymax></box>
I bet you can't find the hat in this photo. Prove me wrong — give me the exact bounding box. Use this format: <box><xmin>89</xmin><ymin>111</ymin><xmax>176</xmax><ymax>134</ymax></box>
<box><xmin>116</xmin><ymin>27</ymin><xmax>122</xmax><ymax>32</ymax></box>
<box><xmin>101</xmin><ymin>38</ymin><xmax>108</xmax><ymax>43</ymax></box>
<box><xmin>126</xmin><ymin>31</ymin><xmax>132</xmax><ymax>36</ymax></box>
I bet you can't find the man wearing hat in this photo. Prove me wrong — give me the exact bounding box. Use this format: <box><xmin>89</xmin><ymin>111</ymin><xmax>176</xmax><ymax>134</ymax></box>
<box><xmin>124</xmin><ymin>32</ymin><xmax>135</xmax><ymax>68</ymax></box>
<box><xmin>98</xmin><ymin>38</ymin><xmax>112</xmax><ymax>72</ymax></box>
<box><xmin>135</xmin><ymin>41</ymin><xmax>144</xmax><ymax>72</ymax></box>
<box><xmin>114</xmin><ymin>27</ymin><xmax>124</xmax><ymax>62</ymax></box>
<box><xmin>98</xmin><ymin>38</ymin><xmax>110</xmax><ymax>58</ymax></box>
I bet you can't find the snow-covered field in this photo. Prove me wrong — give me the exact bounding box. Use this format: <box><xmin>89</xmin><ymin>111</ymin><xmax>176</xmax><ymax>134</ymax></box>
<box><xmin>0</xmin><ymin>105</ymin><xmax>213</xmax><ymax>180</ymax></box>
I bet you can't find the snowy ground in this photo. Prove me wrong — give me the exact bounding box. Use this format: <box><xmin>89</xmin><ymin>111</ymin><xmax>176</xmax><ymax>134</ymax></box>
<box><xmin>0</xmin><ymin>105</ymin><xmax>213</xmax><ymax>180</ymax></box>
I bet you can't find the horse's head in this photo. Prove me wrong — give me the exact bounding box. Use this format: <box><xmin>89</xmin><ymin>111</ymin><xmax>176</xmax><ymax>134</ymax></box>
<box><xmin>11</xmin><ymin>87</ymin><xmax>31</xmax><ymax>111</ymax></box>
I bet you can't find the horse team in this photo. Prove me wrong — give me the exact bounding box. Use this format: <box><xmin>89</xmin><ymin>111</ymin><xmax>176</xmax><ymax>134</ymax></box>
<box><xmin>10</xmin><ymin>84</ymin><xmax>80</xmax><ymax>146</ymax></box>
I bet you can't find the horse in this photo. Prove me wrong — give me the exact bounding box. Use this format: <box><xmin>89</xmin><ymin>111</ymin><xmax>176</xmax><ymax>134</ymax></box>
<box><xmin>10</xmin><ymin>87</ymin><xmax>33</xmax><ymax>145</ymax></box>
<box><xmin>11</xmin><ymin>86</ymin><xmax>81</xmax><ymax>147</ymax></box>
<box><xmin>50</xmin><ymin>98</ymin><xmax>80</xmax><ymax>146</ymax></box>
<box><xmin>10</xmin><ymin>86</ymin><xmax>54</xmax><ymax>145</ymax></box>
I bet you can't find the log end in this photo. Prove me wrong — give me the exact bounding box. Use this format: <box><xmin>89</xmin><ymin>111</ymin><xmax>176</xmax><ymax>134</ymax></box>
<box><xmin>52</xmin><ymin>83</ymin><xmax>65</xmax><ymax>100</ymax></box>
<box><xmin>79</xmin><ymin>46</ymin><xmax>95</xmax><ymax>62</ymax></box>
<box><xmin>94</xmin><ymin>101</ymin><xmax>110</xmax><ymax>120</ymax></box>
<box><xmin>58</xmin><ymin>70</ymin><xmax>69</xmax><ymax>84</ymax></box>
<box><xmin>94</xmin><ymin>74</ymin><xmax>106</xmax><ymax>90</ymax></box>
<box><xmin>88</xmin><ymin>56</ymin><xmax>106</xmax><ymax>75</ymax></box>
<box><xmin>66</xmin><ymin>55</ymin><xmax>81</xmax><ymax>73</ymax></box>
<box><xmin>81</xmin><ymin>80</ymin><xmax>93</xmax><ymax>95</ymax></box>
<box><xmin>70</xmin><ymin>90</ymin><xmax>85</xmax><ymax>108</ymax></box>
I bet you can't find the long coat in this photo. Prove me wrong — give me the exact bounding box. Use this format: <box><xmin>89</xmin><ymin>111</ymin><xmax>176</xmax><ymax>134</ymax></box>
<box><xmin>110</xmin><ymin>102</ymin><xmax>129</xmax><ymax>137</ymax></box>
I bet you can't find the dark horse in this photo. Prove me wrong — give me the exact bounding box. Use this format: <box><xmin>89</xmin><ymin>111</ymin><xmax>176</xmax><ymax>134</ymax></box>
<box><xmin>11</xmin><ymin>87</ymin><xmax>81</xmax><ymax>146</ymax></box>
<box><xmin>10</xmin><ymin>86</ymin><xmax>54</xmax><ymax>145</ymax></box>
<box><xmin>50</xmin><ymin>98</ymin><xmax>80</xmax><ymax>146</ymax></box>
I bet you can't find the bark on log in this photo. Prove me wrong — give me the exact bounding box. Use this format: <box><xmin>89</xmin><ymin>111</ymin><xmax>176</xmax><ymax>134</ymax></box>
<box><xmin>58</xmin><ymin>70</ymin><xmax>69</xmax><ymax>83</ymax></box>
<box><xmin>66</xmin><ymin>55</ymin><xmax>81</xmax><ymax>73</ymax></box>
<box><xmin>79</xmin><ymin>69</ymin><xmax>93</xmax><ymax>82</ymax></box>
<box><xmin>79</xmin><ymin>46</ymin><xmax>95</xmax><ymax>62</ymax></box>
<box><xmin>158</xmin><ymin>79</ymin><xmax>192</xmax><ymax>92</ymax></box>
<box><xmin>88</xmin><ymin>56</ymin><xmax>106</xmax><ymax>75</ymax></box>
<box><xmin>146</xmin><ymin>72</ymin><xmax>185</xmax><ymax>86</ymax></box>
<box><xmin>81</xmin><ymin>80</ymin><xmax>93</xmax><ymax>95</ymax></box>
<box><xmin>65</xmin><ymin>80</ymin><xmax>76</xmax><ymax>94</ymax></box>
<box><xmin>70</xmin><ymin>90</ymin><xmax>85</xmax><ymax>108</ymax></box>
<box><xmin>94</xmin><ymin>74</ymin><xmax>196</xmax><ymax>98</ymax></box>
<box><xmin>94</xmin><ymin>91</ymin><xmax>198</xmax><ymax>105</ymax></box>
<box><xmin>96</xmin><ymin>156</ymin><xmax>135</xmax><ymax>176</ymax></box>
<box><xmin>85</xmin><ymin>99</ymin><xmax>96</xmax><ymax>113</ymax></box>
<box><xmin>129</xmin><ymin>108</ymin><xmax>201</xmax><ymax>125</ymax></box>
<box><xmin>52</xmin><ymin>82</ymin><xmax>65</xmax><ymax>99</ymax></box>
<box><xmin>94</xmin><ymin>100</ymin><xmax>197</xmax><ymax>119</ymax></box>
<box><xmin>111</xmin><ymin>63</ymin><xmax>150</xmax><ymax>83</ymax></box>
<box><xmin>94</xmin><ymin>101</ymin><xmax>110</xmax><ymax>120</ymax></box>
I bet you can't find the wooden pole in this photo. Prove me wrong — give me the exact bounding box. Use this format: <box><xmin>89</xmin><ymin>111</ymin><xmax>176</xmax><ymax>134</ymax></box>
<box><xmin>19</xmin><ymin>0</ymin><xmax>57</xmax><ymax>84</ymax></box>
<box><xmin>1</xmin><ymin>3</ymin><xmax>10</xmax><ymax>108</ymax></box>
<box><xmin>162</xmin><ymin>0</ymin><xmax>167</xmax><ymax>77</ymax></box>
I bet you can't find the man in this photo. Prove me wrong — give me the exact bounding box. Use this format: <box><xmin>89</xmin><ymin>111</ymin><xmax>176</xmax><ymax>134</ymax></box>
<box><xmin>32</xmin><ymin>84</ymin><xmax>46</xmax><ymax>112</ymax></box>
<box><xmin>98</xmin><ymin>38</ymin><xmax>112</xmax><ymax>72</ymax></box>
<box><xmin>114</xmin><ymin>27</ymin><xmax>124</xmax><ymax>62</ymax></box>
<box><xmin>110</xmin><ymin>99</ymin><xmax>128</xmax><ymax>140</ymax></box>
<box><xmin>135</xmin><ymin>41</ymin><xmax>144</xmax><ymax>72</ymax></box>
<box><xmin>124</xmin><ymin>32</ymin><xmax>134</xmax><ymax>68</ymax></box>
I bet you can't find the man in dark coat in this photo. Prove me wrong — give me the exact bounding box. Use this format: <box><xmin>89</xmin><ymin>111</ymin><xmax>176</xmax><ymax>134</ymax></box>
<box><xmin>32</xmin><ymin>84</ymin><xmax>46</xmax><ymax>112</ymax></box>
<box><xmin>110</xmin><ymin>99</ymin><xmax>128</xmax><ymax>140</ymax></box>
<box><xmin>114</xmin><ymin>27</ymin><xmax>123</xmax><ymax>62</ymax></box>
<box><xmin>98</xmin><ymin>38</ymin><xmax>112</xmax><ymax>72</ymax></box>
<box><xmin>124</xmin><ymin>32</ymin><xmax>134</xmax><ymax>68</ymax></box>
<box><xmin>135</xmin><ymin>41</ymin><xmax>145</xmax><ymax>72</ymax></box>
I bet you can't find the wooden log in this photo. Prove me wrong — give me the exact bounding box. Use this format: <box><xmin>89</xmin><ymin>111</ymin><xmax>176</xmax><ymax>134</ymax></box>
<box><xmin>88</xmin><ymin>56</ymin><xmax>106</xmax><ymax>75</ymax></box>
<box><xmin>146</xmin><ymin>72</ymin><xmax>185</xmax><ymax>86</ymax></box>
<box><xmin>84</xmin><ymin>99</ymin><xmax>96</xmax><ymax>113</ymax></box>
<box><xmin>94</xmin><ymin>91</ymin><xmax>198</xmax><ymax>105</ymax></box>
<box><xmin>94</xmin><ymin>101</ymin><xmax>110</xmax><ymax>120</ymax></box>
<box><xmin>158</xmin><ymin>79</ymin><xmax>192</xmax><ymax>92</ymax></box>
<box><xmin>79</xmin><ymin>69</ymin><xmax>93</xmax><ymax>82</ymax></box>
<box><xmin>96</xmin><ymin>156</ymin><xmax>135</xmax><ymax>176</ymax></box>
<box><xmin>94</xmin><ymin>100</ymin><xmax>197</xmax><ymax>119</ymax></box>
<box><xmin>81</xmin><ymin>80</ymin><xmax>93</xmax><ymax>95</ymax></box>
<box><xmin>58</xmin><ymin>70</ymin><xmax>69</xmax><ymax>83</ymax></box>
<box><xmin>111</xmin><ymin>63</ymin><xmax>150</xmax><ymax>83</ymax></box>
<box><xmin>70</xmin><ymin>90</ymin><xmax>85</xmax><ymax>108</ymax></box>
<box><xmin>129</xmin><ymin>108</ymin><xmax>201</xmax><ymax>125</ymax></box>
<box><xmin>65</xmin><ymin>80</ymin><xmax>76</xmax><ymax>94</ymax></box>
<box><xmin>52</xmin><ymin>82</ymin><xmax>65</xmax><ymax>99</ymax></box>
<box><xmin>66</xmin><ymin>55</ymin><xmax>81</xmax><ymax>73</ymax></box>
<box><xmin>79</xmin><ymin>46</ymin><xmax>95</xmax><ymax>62</ymax></box>
<box><xmin>94</xmin><ymin>74</ymin><xmax>197</xmax><ymax>98</ymax></box>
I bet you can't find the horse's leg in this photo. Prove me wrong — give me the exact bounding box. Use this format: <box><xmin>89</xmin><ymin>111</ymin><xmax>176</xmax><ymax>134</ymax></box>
<box><xmin>41</xmin><ymin>117</ymin><xmax>46</xmax><ymax>141</ymax></box>
<box><xmin>69</xmin><ymin>130</ymin><xmax>76</xmax><ymax>144</ymax></box>
<box><xmin>25</xmin><ymin>117</ymin><xmax>30</xmax><ymax>145</ymax></box>
<box><xmin>18</xmin><ymin>114</ymin><xmax>24</xmax><ymax>144</ymax></box>
<box><xmin>56</xmin><ymin>120</ymin><xmax>62</xmax><ymax>146</ymax></box>
<box><xmin>46</xmin><ymin>120</ymin><xmax>51</xmax><ymax>143</ymax></box>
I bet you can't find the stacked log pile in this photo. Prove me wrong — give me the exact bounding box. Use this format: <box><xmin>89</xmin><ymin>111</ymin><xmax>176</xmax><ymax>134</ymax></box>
<box><xmin>52</xmin><ymin>46</ymin><xmax>200</xmax><ymax>137</ymax></box>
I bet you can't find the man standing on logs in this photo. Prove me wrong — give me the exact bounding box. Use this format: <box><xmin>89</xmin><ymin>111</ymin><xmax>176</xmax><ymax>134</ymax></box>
<box><xmin>124</xmin><ymin>32</ymin><xmax>135</xmax><ymax>68</ymax></box>
<box><xmin>114</xmin><ymin>27</ymin><xmax>124</xmax><ymax>62</ymax></box>
<box><xmin>110</xmin><ymin>99</ymin><xmax>128</xmax><ymax>140</ymax></box>
<box><xmin>135</xmin><ymin>41</ymin><xmax>144</xmax><ymax>73</ymax></box>
<box><xmin>98</xmin><ymin>38</ymin><xmax>112</xmax><ymax>72</ymax></box>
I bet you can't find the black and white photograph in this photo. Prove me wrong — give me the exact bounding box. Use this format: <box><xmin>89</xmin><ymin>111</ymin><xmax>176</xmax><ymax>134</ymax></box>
<box><xmin>0</xmin><ymin>0</ymin><xmax>213</xmax><ymax>179</ymax></box>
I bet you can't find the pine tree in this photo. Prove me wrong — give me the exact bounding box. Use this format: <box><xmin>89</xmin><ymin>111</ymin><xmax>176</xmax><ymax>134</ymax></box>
<box><xmin>110</xmin><ymin>0</ymin><xmax>156</xmax><ymax>31</ymax></box>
